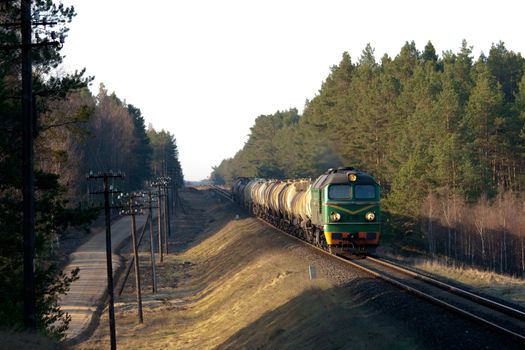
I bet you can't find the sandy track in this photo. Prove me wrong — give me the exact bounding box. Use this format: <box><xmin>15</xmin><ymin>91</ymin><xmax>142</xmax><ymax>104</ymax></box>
<box><xmin>59</xmin><ymin>215</ymin><xmax>148</xmax><ymax>343</ymax></box>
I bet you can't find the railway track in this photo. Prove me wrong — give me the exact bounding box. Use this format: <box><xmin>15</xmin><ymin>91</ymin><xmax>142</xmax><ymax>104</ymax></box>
<box><xmin>256</xmin><ymin>217</ymin><xmax>525</xmax><ymax>345</ymax></box>
<box><xmin>208</xmin><ymin>185</ymin><xmax>234</xmax><ymax>202</ymax></box>
<box><xmin>206</xmin><ymin>185</ymin><xmax>525</xmax><ymax>344</ymax></box>
<box><xmin>351</xmin><ymin>256</ymin><xmax>525</xmax><ymax>343</ymax></box>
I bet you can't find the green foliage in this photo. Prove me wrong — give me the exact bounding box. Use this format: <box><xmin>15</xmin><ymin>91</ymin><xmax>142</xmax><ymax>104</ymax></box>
<box><xmin>1</xmin><ymin>0</ymin><xmax>99</xmax><ymax>339</ymax></box>
<box><xmin>147</xmin><ymin>128</ymin><xmax>184</xmax><ymax>188</ymax></box>
<box><xmin>0</xmin><ymin>169</ymin><xmax>87</xmax><ymax>338</ymax></box>
<box><xmin>211</xmin><ymin>40</ymin><xmax>525</xmax><ymax>237</ymax></box>
<box><xmin>127</xmin><ymin>105</ymin><xmax>153</xmax><ymax>190</ymax></box>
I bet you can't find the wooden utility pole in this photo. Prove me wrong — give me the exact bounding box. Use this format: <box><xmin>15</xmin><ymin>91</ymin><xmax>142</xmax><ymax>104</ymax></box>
<box><xmin>21</xmin><ymin>0</ymin><xmax>36</xmax><ymax>330</ymax></box>
<box><xmin>165</xmin><ymin>183</ymin><xmax>172</xmax><ymax>238</ymax></box>
<box><xmin>117</xmin><ymin>214</ymin><xmax>150</xmax><ymax>297</ymax></box>
<box><xmin>88</xmin><ymin>171</ymin><xmax>123</xmax><ymax>350</ymax></box>
<box><xmin>0</xmin><ymin>0</ymin><xmax>65</xmax><ymax>331</ymax></box>
<box><xmin>119</xmin><ymin>193</ymin><xmax>144</xmax><ymax>323</ymax></box>
<box><xmin>162</xmin><ymin>184</ymin><xmax>168</xmax><ymax>255</ymax></box>
<box><xmin>156</xmin><ymin>185</ymin><xmax>163</xmax><ymax>262</ymax></box>
<box><xmin>130</xmin><ymin>207</ymin><xmax>144</xmax><ymax>323</ymax></box>
<box><xmin>151</xmin><ymin>180</ymin><xmax>165</xmax><ymax>261</ymax></box>
<box><xmin>146</xmin><ymin>192</ymin><xmax>157</xmax><ymax>293</ymax></box>
<box><xmin>153</xmin><ymin>176</ymin><xmax>171</xmax><ymax>255</ymax></box>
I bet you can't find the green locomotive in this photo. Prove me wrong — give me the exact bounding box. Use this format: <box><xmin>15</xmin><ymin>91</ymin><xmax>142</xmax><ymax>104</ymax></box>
<box><xmin>309</xmin><ymin>167</ymin><xmax>380</xmax><ymax>253</ymax></box>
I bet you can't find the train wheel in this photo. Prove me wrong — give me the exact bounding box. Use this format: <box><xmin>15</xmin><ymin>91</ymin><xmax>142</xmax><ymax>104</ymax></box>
<box><xmin>314</xmin><ymin>230</ymin><xmax>320</xmax><ymax>247</ymax></box>
<box><xmin>301</xmin><ymin>228</ymin><xmax>307</xmax><ymax>240</ymax></box>
<box><xmin>319</xmin><ymin>235</ymin><xmax>330</xmax><ymax>253</ymax></box>
<box><xmin>306</xmin><ymin>229</ymin><xmax>314</xmax><ymax>244</ymax></box>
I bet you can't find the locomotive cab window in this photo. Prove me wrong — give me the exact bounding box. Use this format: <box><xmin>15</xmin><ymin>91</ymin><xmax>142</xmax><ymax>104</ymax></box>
<box><xmin>354</xmin><ymin>185</ymin><xmax>376</xmax><ymax>199</ymax></box>
<box><xmin>328</xmin><ymin>184</ymin><xmax>352</xmax><ymax>200</ymax></box>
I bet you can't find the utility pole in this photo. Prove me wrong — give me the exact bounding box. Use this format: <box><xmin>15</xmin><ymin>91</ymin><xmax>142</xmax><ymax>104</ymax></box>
<box><xmin>0</xmin><ymin>0</ymin><xmax>65</xmax><ymax>331</ymax></box>
<box><xmin>87</xmin><ymin>171</ymin><xmax>123</xmax><ymax>350</ymax></box>
<box><xmin>118</xmin><ymin>192</ymin><xmax>144</xmax><ymax>323</ymax></box>
<box><xmin>162</xmin><ymin>183</ymin><xmax>169</xmax><ymax>254</ymax></box>
<box><xmin>146</xmin><ymin>191</ymin><xmax>157</xmax><ymax>293</ymax></box>
<box><xmin>154</xmin><ymin>177</ymin><xmax>171</xmax><ymax>254</ymax></box>
<box><xmin>151</xmin><ymin>179</ymin><xmax>165</xmax><ymax>261</ymax></box>
<box><xmin>165</xmin><ymin>179</ymin><xmax>172</xmax><ymax>238</ymax></box>
<box><xmin>21</xmin><ymin>0</ymin><xmax>35</xmax><ymax>331</ymax></box>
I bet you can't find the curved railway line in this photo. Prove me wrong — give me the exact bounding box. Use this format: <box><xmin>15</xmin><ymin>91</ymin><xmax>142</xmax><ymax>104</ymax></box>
<box><xmin>207</xmin><ymin>185</ymin><xmax>525</xmax><ymax>345</ymax></box>
<box><xmin>352</xmin><ymin>257</ymin><xmax>525</xmax><ymax>343</ymax></box>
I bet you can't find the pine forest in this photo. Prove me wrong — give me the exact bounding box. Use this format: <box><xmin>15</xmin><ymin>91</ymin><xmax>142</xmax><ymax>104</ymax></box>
<box><xmin>211</xmin><ymin>40</ymin><xmax>525</xmax><ymax>277</ymax></box>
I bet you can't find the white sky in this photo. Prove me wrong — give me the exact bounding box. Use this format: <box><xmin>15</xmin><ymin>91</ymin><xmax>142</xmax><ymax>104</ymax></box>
<box><xmin>60</xmin><ymin>0</ymin><xmax>525</xmax><ymax>181</ymax></box>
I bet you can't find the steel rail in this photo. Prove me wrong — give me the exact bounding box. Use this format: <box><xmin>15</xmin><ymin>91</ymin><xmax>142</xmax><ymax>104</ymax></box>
<box><xmin>349</xmin><ymin>257</ymin><xmax>525</xmax><ymax>343</ymax></box>
<box><xmin>366</xmin><ymin>255</ymin><xmax>525</xmax><ymax>321</ymax></box>
<box><xmin>256</xmin><ymin>218</ymin><xmax>525</xmax><ymax>344</ymax></box>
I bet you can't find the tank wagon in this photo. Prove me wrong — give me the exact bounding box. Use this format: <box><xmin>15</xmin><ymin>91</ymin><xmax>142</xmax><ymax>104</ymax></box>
<box><xmin>232</xmin><ymin>167</ymin><xmax>380</xmax><ymax>254</ymax></box>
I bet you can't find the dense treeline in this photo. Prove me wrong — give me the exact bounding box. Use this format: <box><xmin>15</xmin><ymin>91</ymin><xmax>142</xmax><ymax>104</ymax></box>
<box><xmin>211</xmin><ymin>40</ymin><xmax>525</xmax><ymax>276</ymax></box>
<box><xmin>0</xmin><ymin>1</ymin><xmax>183</xmax><ymax>337</ymax></box>
<box><xmin>39</xmin><ymin>84</ymin><xmax>184</xmax><ymax>206</ymax></box>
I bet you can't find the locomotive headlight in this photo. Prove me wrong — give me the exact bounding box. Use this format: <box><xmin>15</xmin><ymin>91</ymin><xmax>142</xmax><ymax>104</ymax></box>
<box><xmin>365</xmin><ymin>212</ymin><xmax>376</xmax><ymax>222</ymax></box>
<box><xmin>330</xmin><ymin>212</ymin><xmax>341</xmax><ymax>222</ymax></box>
<box><xmin>348</xmin><ymin>173</ymin><xmax>357</xmax><ymax>182</ymax></box>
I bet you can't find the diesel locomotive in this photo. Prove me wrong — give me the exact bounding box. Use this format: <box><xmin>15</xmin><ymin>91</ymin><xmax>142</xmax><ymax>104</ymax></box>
<box><xmin>232</xmin><ymin>167</ymin><xmax>381</xmax><ymax>254</ymax></box>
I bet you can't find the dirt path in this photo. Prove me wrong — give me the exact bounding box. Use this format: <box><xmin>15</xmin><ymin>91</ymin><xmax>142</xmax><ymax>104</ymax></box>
<box><xmin>73</xmin><ymin>188</ymin><xmax>523</xmax><ymax>350</ymax></box>
<box><xmin>59</xmin><ymin>214</ymin><xmax>148</xmax><ymax>343</ymax></box>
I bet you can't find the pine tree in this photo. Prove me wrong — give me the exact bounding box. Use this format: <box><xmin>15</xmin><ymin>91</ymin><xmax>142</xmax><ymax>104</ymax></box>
<box><xmin>0</xmin><ymin>1</ymin><xmax>93</xmax><ymax>337</ymax></box>
<box><xmin>462</xmin><ymin>62</ymin><xmax>505</xmax><ymax>197</ymax></box>
<box><xmin>127</xmin><ymin>105</ymin><xmax>152</xmax><ymax>190</ymax></box>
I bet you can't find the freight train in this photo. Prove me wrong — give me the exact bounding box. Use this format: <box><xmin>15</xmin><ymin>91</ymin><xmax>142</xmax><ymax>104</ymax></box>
<box><xmin>232</xmin><ymin>167</ymin><xmax>381</xmax><ymax>254</ymax></box>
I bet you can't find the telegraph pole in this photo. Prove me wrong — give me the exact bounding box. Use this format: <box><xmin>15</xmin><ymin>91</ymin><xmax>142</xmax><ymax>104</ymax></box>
<box><xmin>21</xmin><ymin>0</ymin><xmax>36</xmax><ymax>330</ymax></box>
<box><xmin>157</xmin><ymin>185</ymin><xmax>163</xmax><ymax>262</ymax></box>
<box><xmin>0</xmin><ymin>0</ymin><xmax>64</xmax><ymax>330</ymax></box>
<box><xmin>165</xmin><ymin>179</ymin><xmax>172</xmax><ymax>239</ymax></box>
<box><xmin>153</xmin><ymin>177</ymin><xmax>171</xmax><ymax>255</ymax></box>
<box><xmin>146</xmin><ymin>192</ymin><xmax>157</xmax><ymax>293</ymax></box>
<box><xmin>118</xmin><ymin>192</ymin><xmax>144</xmax><ymax>323</ymax></box>
<box><xmin>87</xmin><ymin>171</ymin><xmax>123</xmax><ymax>350</ymax></box>
<box><xmin>151</xmin><ymin>180</ymin><xmax>164</xmax><ymax>262</ymax></box>
<box><xmin>162</xmin><ymin>183</ymin><xmax>168</xmax><ymax>255</ymax></box>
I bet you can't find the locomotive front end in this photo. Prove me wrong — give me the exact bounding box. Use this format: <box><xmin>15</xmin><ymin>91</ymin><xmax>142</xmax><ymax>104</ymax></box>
<box><xmin>311</xmin><ymin>167</ymin><xmax>381</xmax><ymax>254</ymax></box>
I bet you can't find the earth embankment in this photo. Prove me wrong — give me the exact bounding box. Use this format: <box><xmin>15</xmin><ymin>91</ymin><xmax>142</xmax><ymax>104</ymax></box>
<box><xmin>75</xmin><ymin>188</ymin><xmax>523</xmax><ymax>350</ymax></box>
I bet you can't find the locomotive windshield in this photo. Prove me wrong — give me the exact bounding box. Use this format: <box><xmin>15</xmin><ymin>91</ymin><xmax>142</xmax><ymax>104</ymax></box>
<box><xmin>354</xmin><ymin>185</ymin><xmax>376</xmax><ymax>199</ymax></box>
<box><xmin>328</xmin><ymin>184</ymin><xmax>352</xmax><ymax>199</ymax></box>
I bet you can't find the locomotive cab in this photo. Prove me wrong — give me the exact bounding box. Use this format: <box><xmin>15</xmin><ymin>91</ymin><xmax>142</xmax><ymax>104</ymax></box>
<box><xmin>310</xmin><ymin>167</ymin><xmax>380</xmax><ymax>253</ymax></box>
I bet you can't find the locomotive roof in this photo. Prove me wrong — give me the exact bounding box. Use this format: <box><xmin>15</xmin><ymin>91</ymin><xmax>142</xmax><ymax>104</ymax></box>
<box><xmin>311</xmin><ymin>167</ymin><xmax>377</xmax><ymax>189</ymax></box>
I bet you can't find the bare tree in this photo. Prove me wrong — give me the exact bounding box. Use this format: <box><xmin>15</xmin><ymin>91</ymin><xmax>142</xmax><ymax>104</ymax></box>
<box><xmin>472</xmin><ymin>195</ymin><xmax>490</xmax><ymax>267</ymax></box>
<box><xmin>36</xmin><ymin>90</ymin><xmax>95</xmax><ymax>203</ymax></box>
<box><xmin>421</xmin><ymin>193</ymin><xmax>437</xmax><ymax>256</ymax></box>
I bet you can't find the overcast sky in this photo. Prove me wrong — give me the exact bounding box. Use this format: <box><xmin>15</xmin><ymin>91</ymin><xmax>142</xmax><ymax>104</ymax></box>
<box><xmin>60</xmin><ymin>0</ymin><xmax>525</xmax><ymax>181</ymax></box>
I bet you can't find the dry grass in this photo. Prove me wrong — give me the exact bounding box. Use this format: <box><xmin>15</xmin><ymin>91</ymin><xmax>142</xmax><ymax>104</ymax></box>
<box><xmin>73</xmin><ymin>190</ymin><xmax>421</xmax><ymax>349</ymax></box>
<box><xmin>415</xmin><ymin>260</ymin><xmax>525</xmax><ymax>307</ymax></box>
<box><xmin>75</xmin><ymin>218</ymin><xmax>334</xmax><ymax>349</ymax></box>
